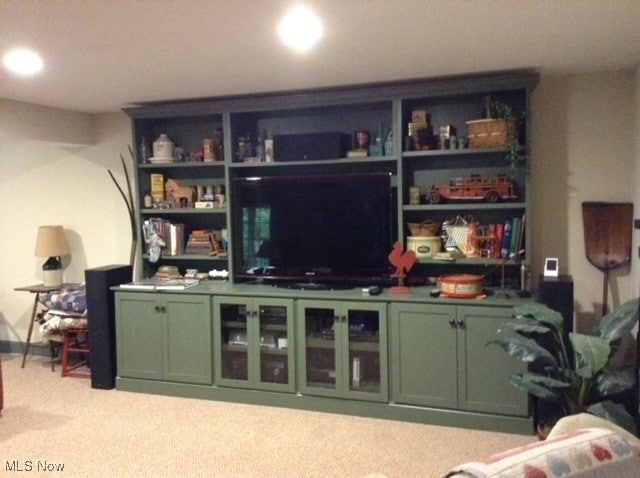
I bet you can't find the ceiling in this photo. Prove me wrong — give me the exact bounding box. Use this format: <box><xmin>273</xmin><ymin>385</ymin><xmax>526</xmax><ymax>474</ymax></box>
<box><xmin>1</xmin><ymin>0</ymin><xmax>640</xmax><ymax>114</ymax></box>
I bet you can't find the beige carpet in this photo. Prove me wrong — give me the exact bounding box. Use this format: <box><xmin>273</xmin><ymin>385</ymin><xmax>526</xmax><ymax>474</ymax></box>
<box><xmin>0</xmin><ymin>353</ymin><xmax>532</xmax><ymax>477</ymax></box>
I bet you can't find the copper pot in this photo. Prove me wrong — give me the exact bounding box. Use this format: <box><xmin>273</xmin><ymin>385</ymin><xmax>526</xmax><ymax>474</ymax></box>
<box><xmin>439</xmin><ymin>274</ymin><xmax>484</xmax><ymax>298</ymax></box>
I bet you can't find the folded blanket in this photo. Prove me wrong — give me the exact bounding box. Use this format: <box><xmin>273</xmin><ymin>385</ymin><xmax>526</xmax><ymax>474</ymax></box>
<box><xmin>38</xmin><ymin>309</ymin><xmax>88</xmax><ymax>339</ymax></box>
<box><xmin>39</xmin><ymin>284</ymin><xmax>87</xmax><ymax>313</ymax></box>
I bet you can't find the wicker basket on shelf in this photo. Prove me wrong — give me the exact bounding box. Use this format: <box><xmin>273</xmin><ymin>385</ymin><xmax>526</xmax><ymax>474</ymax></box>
<box><xmin>466</xmin><ymin>119</ymin><xmax>517</xmax><ymax>148</ymax></box>
<box><xmin>407</xmin><ymin>220</ymin><xmax>440</xmax><ymax>237</ymax></box>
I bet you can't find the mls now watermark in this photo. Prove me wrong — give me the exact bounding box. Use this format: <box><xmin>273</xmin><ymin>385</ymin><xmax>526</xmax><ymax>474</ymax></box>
<box><xmin>6</xmin><ymin>460</ymin><xmax>65</xmax><ymax>472</ymax></box>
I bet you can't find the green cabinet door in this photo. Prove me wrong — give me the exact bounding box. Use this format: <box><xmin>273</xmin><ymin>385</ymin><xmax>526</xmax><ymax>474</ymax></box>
<box><xmin>115</xmin><ymin>291</ymin><xmax>212</xmax><ymax>385</ymax></box>
<box><xmin>297</xmin><ymin>300</ymin><xmax>388</xmax><ymax>402</ymax></box>
<box><xmin>389</xmin><ymin>302</ymin><xmax>528</xmax><ymax>417</ymax></box>
<box><xmin>389</xmin><ymin>303</ymin><xmax>457</xmax><ymax>408</ymax></box>
<box><xmin>213</xmin><ymin>296</ymin><xmax>295</xmax><ymax>392</ymax></box>
<box><xmin>457</xmin><ymin>305</ymin><xmax>527</xmax><ymax>416</ymax></box>
<box><xmin>116</xmin><ymin>292</ymin><xmax>163</xmax><ymax>380</ymax></box>
<box><xmin>163</xmin><ymin>294</ymin><xmax>212</xmax><ymax>385</ymax></box>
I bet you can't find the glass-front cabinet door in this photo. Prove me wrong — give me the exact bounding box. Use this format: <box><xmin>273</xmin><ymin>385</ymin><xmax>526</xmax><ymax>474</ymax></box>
<box><xmin>297</xmin><ymin>300</ymin><xmax>387</xmax><ymax>402</ymax></box>
<box><xmin>213</xmin><ymin>296</ymin><xmax>294</xmax><ymax>392</ymax></box>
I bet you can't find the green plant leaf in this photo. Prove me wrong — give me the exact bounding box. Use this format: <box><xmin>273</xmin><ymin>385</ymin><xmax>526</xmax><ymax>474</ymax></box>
<box><xmin>593</xmin><ymin>366</ymin><xmax>636</xmax><ymax>397</ymax></box>
<box><xmin>586</xmin><ymin>401</ymin><xmax>638</xmax><ymax>435</ymax></box>
<box><xmin>513</xmin><ymin>304</ymin><xmax>564</xmax><ymax>333</ymax></box>
<box><xmin>592</xmin><ymin>298</ymin><xmax>639</xmax><ymax>343</ymax></box>
<box><xmin>569</xmin><ymin>333</ymin><xmax>610</xmax><ymax>378</ymax></box>
<box><xmin>508</xmin><ymin>372</ymin><xmax>569</xmax><ymax>402</ymax></box>
<box><xmin>487</xmin><ymin>336</ymin><xmax>557</xmax><ymax>365</ymax></box>
<box><xmin>497</xmin><ymin>321</ymin><xmax>552</xmax><ymax>337</ymax></box>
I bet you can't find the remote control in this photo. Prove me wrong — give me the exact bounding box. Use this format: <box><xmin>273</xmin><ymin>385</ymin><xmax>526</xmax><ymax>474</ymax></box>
<box><xmin>367</xmin><ymin>285</ymin><xmax>382</xmax><ymax>296</ymax></box>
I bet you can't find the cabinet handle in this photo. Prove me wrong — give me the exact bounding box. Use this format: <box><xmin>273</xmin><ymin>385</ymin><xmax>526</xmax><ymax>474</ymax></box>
<box><xmin>457</xmin><ymin>319</ymin><xmax>465</xmax><ymax>329</ymax></box>
<box><xmin>448</xmin><ymin>318</ymin><xmax>456</xmax><ymax>328</ymax></box>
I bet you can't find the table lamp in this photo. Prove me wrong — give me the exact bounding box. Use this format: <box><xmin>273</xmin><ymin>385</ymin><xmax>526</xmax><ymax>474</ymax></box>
<box><xmin>34</xmin><ymin>225</ymin><xmax>70</xmax><ymax>287</ymax></box>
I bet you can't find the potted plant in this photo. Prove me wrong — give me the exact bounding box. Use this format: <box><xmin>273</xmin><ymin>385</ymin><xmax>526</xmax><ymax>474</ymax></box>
<box><xmin>488</xmin><ymin>298</ymin><xmax>639</xmax><ymax>436</ymax></box>
<box><xmin>466</xmin><ymin>98</ymin><xmax>525</xmax><ymax>169</ymax></box>
<box><xmin>489</xmin><ymin>100</ymin><xmax>526</xmax><ymax>169</ymax></box>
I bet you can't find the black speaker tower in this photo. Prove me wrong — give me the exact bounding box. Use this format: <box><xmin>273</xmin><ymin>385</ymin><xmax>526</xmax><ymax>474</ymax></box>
<box><xmin>534</xmin><ymin>274</ymin><xmax>574</xmax><ymax>427</ymax></box>
<box><xmin>84</xmin><ymin>264</ymin><xmax>132</xmax><ymax>389</ymax></box>
<box><xmin>537</xmin><ymin>274</ymin><xmax>574</xmax><ymax>336</ymax></box>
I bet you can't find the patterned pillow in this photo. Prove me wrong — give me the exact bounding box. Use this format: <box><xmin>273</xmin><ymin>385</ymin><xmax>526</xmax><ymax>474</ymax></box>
<box><xmin>444</xmin><ymin>427</ymin><xmax>640</xmax><ymax>478</ymax></box>
<box><xmin>39</xmin><ymin>284</ymin><xmax>87</xmax><ymax>313</ymax></box>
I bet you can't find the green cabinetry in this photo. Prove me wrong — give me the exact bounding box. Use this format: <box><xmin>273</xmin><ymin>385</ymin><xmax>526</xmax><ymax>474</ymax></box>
<box><xmin>296</xmin><ymin>300</ymin><xmax>388</xmax><ymax>402</ymax></box>
<box><xmin>389</xmin><ymin>302</ymin><xmax>527</xmax><ymax>416</ymax></box>
<box><xmin>213</xmin><ymin>296</ymin><xmax>295</xmax><ymax>392</ymax></box>
<box><xmin>125</xmin><ymin>71</ymin><xmax>538</xmax><ymax>288</ymax></box>
<box><xmin>128</xmin><ymin>112</ymin><xmax>229</xmax><ymax>278</ymax></box>
<box><xmin>115</xmin><ymin>292</ymin><xmax>212</xmax><ymax>384</ymax></box>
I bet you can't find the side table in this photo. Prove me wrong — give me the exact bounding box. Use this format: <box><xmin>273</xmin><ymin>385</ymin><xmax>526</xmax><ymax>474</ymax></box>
<box><xmin>15</xmin><ymin>284</ymin><xmax>67</xmax><ymax>370</ymax></box>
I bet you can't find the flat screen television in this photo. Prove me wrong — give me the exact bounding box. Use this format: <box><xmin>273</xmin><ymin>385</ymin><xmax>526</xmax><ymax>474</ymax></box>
<box><xmin>232</xmin><ymin>171</ymin><xmax>396</xmax><ymax>288</ymax></box>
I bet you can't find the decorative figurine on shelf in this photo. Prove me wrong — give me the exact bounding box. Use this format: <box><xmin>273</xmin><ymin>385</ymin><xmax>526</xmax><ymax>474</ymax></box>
<box><xmin>146</xmin><ymin>232</ymin><xmax>165</xmax><ymax>263</ymax></box>
<box><xmin>165</xmin><ymin>179</ymin><xmax>195</xmax><ymax>208</ymax></box>
<box><xmin>388</xmin><ymin>241</ymin><xmax>416</xmax><ymax>294</ymax></box>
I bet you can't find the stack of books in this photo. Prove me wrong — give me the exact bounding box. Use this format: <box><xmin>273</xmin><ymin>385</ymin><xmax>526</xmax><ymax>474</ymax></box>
<box><xmin>490</xmin><ymin>215</ymin><xmax>525</xmax><ymax>259</ymax></box>
<box><xmin>143</xmin><ymin>218</ymin><xmax>185</xmax><ymax>256</ymax></box>
<box><xmin>185</xmin><ymin>230</ymin><xmax>214</xmax><ymax>255</ymax></box>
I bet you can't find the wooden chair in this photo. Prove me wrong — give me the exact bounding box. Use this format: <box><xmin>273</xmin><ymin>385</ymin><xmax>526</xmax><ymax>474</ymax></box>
<box><xmin>61</xmin><ymin>327</ymin><xmax>90</xmax><ymax>378</ymax></box>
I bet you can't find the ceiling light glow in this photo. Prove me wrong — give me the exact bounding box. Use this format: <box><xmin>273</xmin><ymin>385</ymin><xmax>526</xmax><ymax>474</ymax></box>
<box><xmin>3</xmin><ymin>48</ymin><xmax>44</xmax><ymax>75</ymax></box>
<box><xmin>278</xmin><ymin>6</ymin><xmax>324</xmax><ymax>53</ymax></box>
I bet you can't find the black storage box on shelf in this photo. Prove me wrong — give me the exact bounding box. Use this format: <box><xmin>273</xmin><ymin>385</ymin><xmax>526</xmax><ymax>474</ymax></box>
<box><xmin>273</xmin><ymin>131</ymin><xmax>351</xmax><ymax>162</ymax></box>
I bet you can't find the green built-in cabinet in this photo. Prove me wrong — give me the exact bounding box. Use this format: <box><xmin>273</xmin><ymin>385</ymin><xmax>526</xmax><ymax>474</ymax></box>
<box><xmin>389</xmin><ymin>303</ymin><xmax>527</xmax><ymax>416</ymax></box>
<box><xmin>115</xmin><ymin>289</ymin><xmax>533</xmax><ymax>434</ymax></box>
<box><xmin>117</xmin><ymin>71</ymin><xmax>540</xmax><ymax>434</ymax></box>
<box><xmin>124</xmin><ymin>71</ymin><xmax>539</xmax><ymax>286</ymax></box>
<box><xmin>213</xmin><ymin>296</ymin><xmax>295</xmax><ymax>392</ymax></box>
<box><xmin>296</xmin><ymin>300</ymin><xmax>388</xmax><ymax>402</ymax></box>
<box><xmin>115</xmin><ymin>292</ymin><xmax>212</xmax><ymax>384</ymax></box>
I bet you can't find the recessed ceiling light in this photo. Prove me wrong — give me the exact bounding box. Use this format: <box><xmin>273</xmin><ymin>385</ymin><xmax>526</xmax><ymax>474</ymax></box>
<box><xmin>2</xmin><ymin>48</ymin><xmax>44</xmax><ymax>76</ymax></box>
<box><xmin>278</xmin><ymin>5</ymin><xmax>324</xmax><ymax>53</ymax></box>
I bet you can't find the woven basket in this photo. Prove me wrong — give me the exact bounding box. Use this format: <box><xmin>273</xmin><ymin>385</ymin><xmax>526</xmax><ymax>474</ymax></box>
<box><xmin>407</xmin><ymin>220</ymin><xmax>440</xmax><ymax>237</ymax></box>
<box><xmin>466</xmin><ymin>119</ymin><xmax>517</xmax><ymax>148</ymax></box>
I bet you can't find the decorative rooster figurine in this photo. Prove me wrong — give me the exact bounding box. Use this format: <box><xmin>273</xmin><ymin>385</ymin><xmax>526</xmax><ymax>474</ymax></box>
<box><xmin>388</xmin><ymin>241</ymin><xmax>416</xmax><ymax>294</ymax></box>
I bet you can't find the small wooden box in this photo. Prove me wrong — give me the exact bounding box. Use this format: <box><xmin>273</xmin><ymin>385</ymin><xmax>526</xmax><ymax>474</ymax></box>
<box><xmin>466</xmin><ymin>119</ymin><xmax>517</xmax><ymax>148</ymax></box>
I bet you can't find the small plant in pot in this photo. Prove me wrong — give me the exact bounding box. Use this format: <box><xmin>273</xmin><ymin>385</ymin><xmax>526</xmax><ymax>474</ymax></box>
<box><xmin>488</xmin><ymin>100</ymin><xmax>526</xmax><ymax>169</ymax></box>
<box><xmin>488</xmin><ymin>298</ymin><xmax>639</xmax><ymax>436</ymax></box>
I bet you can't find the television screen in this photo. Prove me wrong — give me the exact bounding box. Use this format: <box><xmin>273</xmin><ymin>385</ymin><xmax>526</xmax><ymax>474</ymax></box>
<box><xmin>232</xmin><ymin>172</ymin><xmax>396</xmax><ymax>287</ymax></box>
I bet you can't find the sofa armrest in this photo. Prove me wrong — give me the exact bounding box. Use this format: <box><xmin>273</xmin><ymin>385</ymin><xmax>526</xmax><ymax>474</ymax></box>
<box><xmin>443</xmin><ymin>427</ymin><xmax>640</xmax><ymax>477</ymax></box>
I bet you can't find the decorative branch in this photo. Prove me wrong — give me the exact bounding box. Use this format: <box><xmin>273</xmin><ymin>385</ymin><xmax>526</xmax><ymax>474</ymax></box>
<box><xmin>108</xmin><ymin>147</ymin><xmax>137</xmax><ymax>267</ymax></box>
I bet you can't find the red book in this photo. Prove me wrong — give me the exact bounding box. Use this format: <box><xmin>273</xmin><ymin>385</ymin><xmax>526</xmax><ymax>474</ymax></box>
<box><xmin>493</xmin><ymin>223</ymin><xmax>504</xmax><ymax>259</ymax></box>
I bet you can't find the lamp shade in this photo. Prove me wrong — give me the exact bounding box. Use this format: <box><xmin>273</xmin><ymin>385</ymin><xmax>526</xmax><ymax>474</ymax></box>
<box><xmin>34</xmin><ymin>225</ymin><xmax>70</xmax><ymax>257</ymax></box>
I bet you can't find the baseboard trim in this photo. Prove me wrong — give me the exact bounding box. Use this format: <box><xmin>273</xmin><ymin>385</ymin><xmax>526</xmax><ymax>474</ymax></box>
<box><xmin>0</xmin><ymin>340</ymin><xmax>26</xmax><ymax>354</ymax></box>
<box><xmin>0</xmin><ymin>339</ymin><xmax>58</xmax><ymax>356</ymax></box>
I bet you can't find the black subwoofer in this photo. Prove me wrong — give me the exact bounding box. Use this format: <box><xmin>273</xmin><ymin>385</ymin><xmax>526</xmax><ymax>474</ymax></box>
<box><xmin>84</xmin><ymin>264</ymin><xmax>132</xmax><ymax>389</ymax></box>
